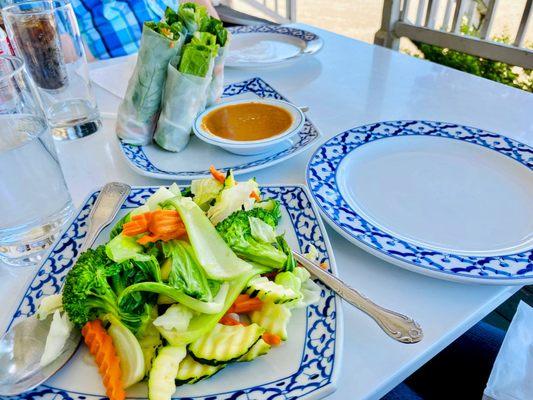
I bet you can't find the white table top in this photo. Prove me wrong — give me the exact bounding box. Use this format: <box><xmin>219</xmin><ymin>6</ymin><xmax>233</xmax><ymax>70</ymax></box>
<box><xmin>1</xmin><ymin>23</ymin><xmax>531</xmax><ymax>400</ymax></box>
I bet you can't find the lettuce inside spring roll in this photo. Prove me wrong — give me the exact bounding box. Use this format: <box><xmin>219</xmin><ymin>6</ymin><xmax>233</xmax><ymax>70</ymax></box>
<box><xmin>178</xmin><ymin>32</ymin><xmax>219</xmax><ymax>78</ymax></box>
<box><xmin>116</xmin><ymin>21</ymin><xmax>185</xmax><ymax>145</ymax></box>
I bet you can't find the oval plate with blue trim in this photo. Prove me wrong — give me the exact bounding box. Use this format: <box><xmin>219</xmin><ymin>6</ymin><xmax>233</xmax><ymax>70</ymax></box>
<box><xmin>118</xmin><ymin>77</ymin><xmax>320</xmax><ymax>180</ymax></box>
<box><xmin>307</xmin><ymin>120</ymin><xmax>533</xmax><ymax>285</ymax></box>
<box><xmin>5</xmin><ymin>185</ymin><xmax>342</xmax><ymax>400</ymax></box>
<box><xmin>226</xmin><ymin>25</ymin><xmax>323</xmax><ymax>68</ymax></box>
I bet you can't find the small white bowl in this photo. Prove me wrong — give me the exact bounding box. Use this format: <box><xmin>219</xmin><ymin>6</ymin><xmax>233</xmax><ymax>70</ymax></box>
<box><xmin>193</xmin><ymin>98</ymin><xmax>305</xmax><ymax>155</ymax></box>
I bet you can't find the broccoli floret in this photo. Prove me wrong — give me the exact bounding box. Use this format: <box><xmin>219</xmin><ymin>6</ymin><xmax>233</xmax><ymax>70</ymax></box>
<box><xmin>215</xmin><ymin>205</ymin><xmax>288</xmax><ymax>269</ymax></box>
<box><xmin>62</xmin><ymin>246</ymin><xmax>153</xmax><ymax>335</ymax></box>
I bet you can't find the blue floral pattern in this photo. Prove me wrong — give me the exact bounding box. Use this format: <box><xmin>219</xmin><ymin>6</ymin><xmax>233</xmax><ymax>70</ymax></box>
<box><xmin>227</xmin><ymin>25</ymin><xmax>319</xmax><ymax>42</ymax></box>
<box><xmin>307</xmin><ymin>120</ymin><xmax>533</xmax><ymax>283</ymax></box>
<box><xmin>119</xmin><ymin>78</ymin><xmax>320</xmax><ymax>179</ymax></box>
<box><xmin>4</xmin><ymin>186</ymin><xmax>340</xmax><ymax>400</ymax></box>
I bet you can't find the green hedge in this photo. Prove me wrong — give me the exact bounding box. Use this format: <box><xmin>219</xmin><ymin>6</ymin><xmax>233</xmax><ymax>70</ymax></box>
<box><xmin>414</xmin><ymin>25</ymin><xmax>532</xmax><ymax>92</ymax></box>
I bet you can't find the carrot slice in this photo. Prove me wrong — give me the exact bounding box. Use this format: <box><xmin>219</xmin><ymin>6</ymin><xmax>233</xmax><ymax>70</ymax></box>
<box><xmin>210</xmin><ymin>165</ymin><xmax>226</xmax><ymax>183</ymax></box>
<box><xmin>320</xmin><ymin>262</ymin><xmax>329</xmax><ymax>270</ymax></box>
<box><xmin>233</xmin><ymin>299</ymin><xmax>263</xmax><ymax>314</ymax></box>
<box><xmin>219</xmin><ymin>314</ymin><xmax>242</xmax><ymax>326</ymax></box>
<box><xmin>82</xmin><ymin>320</ymin><xmax>125</xmax><ymax>400</ymax></box>
<box><xmin>249</xmin><ymin>191</ymin><xmax>260</xmax><ymax>201</ymax></box>
<box><xmin>262</xmin><ymin>332</ymin><xmax>281</xmax><ymax>346</ymax></box>
<box><xmin>137</xmin><ymin>234</ymin><xmax>161</xmax><ymax>245</ymax></box>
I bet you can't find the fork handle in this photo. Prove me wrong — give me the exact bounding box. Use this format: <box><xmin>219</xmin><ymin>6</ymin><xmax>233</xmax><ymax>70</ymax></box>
<box><xmin>292</xmin><ymin>251</ymin><xmax>423</xmax><ymax>344</ymax></box>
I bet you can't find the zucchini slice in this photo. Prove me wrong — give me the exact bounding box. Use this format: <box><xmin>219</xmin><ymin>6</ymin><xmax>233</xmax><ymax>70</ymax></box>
<box><xmin>246</xmin><ymin>276</ymin><xmax>299</xmax><ymax>304</ymax></box>
<box><xmin>239</xmin><ymin>338</ymin><xmax>271</xmax><ymax>362</ymax></box>
<box><xmin>188</xmin><ymin>323</ymin><xmax>264</xmax><ymax>366</ymax></box>
<box><xmin>148</xmin><ymin>346</ymin><xmax>186</xmax><ymax>400</ymax></box>
<box><xmin>175</xmin><ymin>355</ymin><xmax>225</xmax><ymax>385</ymax></box>
<box><xmin>250</xmin><ymin>302</ymin><xmax>291</xmax><ymax>340</ymax></box>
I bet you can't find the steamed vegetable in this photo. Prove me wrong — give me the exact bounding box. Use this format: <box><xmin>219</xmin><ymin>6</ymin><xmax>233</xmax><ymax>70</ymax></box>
<box><xmin>190</xmin><ymin>177</ymin><xmax>223</xmax><ymax>209</ymax></box>
<box><xmin>153</xmin><ymin>303</ymin><xmax>194</xmax><ymax>332</ymax></box>
<box><xmin>107</xmin><ymin>316</ymin><xmax>145</xmax><ymax>388</ymax></box>
<box><xmin>165</xmin><ymin>197</ymin><xmax>252</xmax><ymax>280</ymax></box>
<box><xmin>82</xmin><ymin>320</ymin><xmax>125</xmax><ymax>400</ymax></box>
<box><xmin>37</xmin><ymin>294</ymin><xmax>63</xmax><ymax>320</ymax></box>
<box><xmin>53</xmin><ymin>169</ymin><xmax>322</xmax><ymax>399</ymax></box>
<box><xmin>62</xmin><ymin>246</ymin><xmax>155</xmax><ymax>335</ymax></box>
<box><xmin>39</xmin><ymin>310</ymin><xmax>73</xmax><ymax>367</ymax></box>
<box><xmin>207</xmin><ymin>177</ymin><xmax>260</xmax><ymax>225</ymax></box>
<box><xmin>148</xmin><ymin>345</ymin><xmax>186</xmax><ymax>400</ymax></box>
<box><xmin>215</xmin><ymin>207</ymin><xmax>287</xmax><ymax>269</ymax></box>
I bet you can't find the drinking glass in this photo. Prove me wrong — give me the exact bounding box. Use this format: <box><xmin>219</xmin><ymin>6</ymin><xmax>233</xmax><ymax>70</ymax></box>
<box><xmin>2</xmin><ymin>1</ymin><xmax>101</xmax><ymax>140</ymax></box>
<box><xmin>0</xmin><ymin>55</ymin><xmax>74</xmax><ymax>266</ymax></box>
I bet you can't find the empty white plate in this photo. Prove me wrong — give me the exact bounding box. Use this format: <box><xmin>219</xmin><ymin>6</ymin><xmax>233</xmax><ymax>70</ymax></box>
<box><xmin>307</xmin><ymin>120</ymin><xmax>533</xmax><ymax>285</ymax></box>
<box><xmin>226</xmin><ymin>25</ymin><xmax>323</xmax><ymax>68</ymax></box>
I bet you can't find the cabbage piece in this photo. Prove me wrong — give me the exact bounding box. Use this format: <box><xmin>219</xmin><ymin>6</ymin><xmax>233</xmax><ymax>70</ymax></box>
<box><xmin>146</xmin><ymin>187</ymin><xmax>177</xmax><ymax>210</ymax></box>
<box><xmin>275</xmin><ymin>266</ymin><xmax>321</xmax><ymax>308</ymax></box>
<box><xmin>40</xmin><ymin>310</ymin><xmax>73</xmax><ymax>367</ymax></box>
<box><xmin>191</xmin><ymin>177</ymin><xmax>223</xmax><ymax>209</ymax></box>
<box><xmin>106</xmin><ymin>233</ymin><xmax>144</xmax><ymax>263</ymax></box>
<box><xmin>165</xmin><ymin>197</ymin><xmax>252</xmax><ymax>280</ymax></box>
<box><xmin>169</xmin><ymin>183</ymin><xmax>182</xmax><ymax>197</ymax></box>
<box><xmin>207</xmin><ymin>179</ymin><xmax>259</xmax><ymax>225</ymax></box>
<box><xmin>37</xmin><ymin>294</ymin><xmax>63</xmax><ymax>320</ymax></box>
<box><xmin>153</xmin><ymin>304</ymin><xmax>194</xmax><ymax>332</ymax></box>
<box><xmin>158</xmin><ymin>265</ymin><xmax>270</xmax><ymax>346</ymax></box>
<box><xmin>161</xmin><ymin>240</ymin><xmax>214</xmax><ymax>301</ymax></box>
<box><xmin>249</xmin><ymin>216</ymin><xmax>277</xmax><ymax>244</ymax></box>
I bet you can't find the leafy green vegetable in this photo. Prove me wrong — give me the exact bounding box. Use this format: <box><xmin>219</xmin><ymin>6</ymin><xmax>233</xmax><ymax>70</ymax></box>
<box><xmin>145</xmin><ymin>21</ymin><xmax>184</xmax><ymax>41</ymax></box>
<box><xmin>161</xmin><ymin>240</ymin><xmax>214</xmax><ymax>301</ymax></box>
<box><xmin>200</xmin><ymin>17</ymin><xmax>228</xmax><ymax>47</ymax></box>
<box><xmin>157</xmin><ymin>265</ymin><xmax>270</xmax><ymax>346</ymax></box>
<box><xmin>215</xmin><ymin>207</ymin><xmax>287</xmax><ymax>269</ymax></box>
<box><xmin>178</xmin><ymin>43</ymin><xmax>214</xmax><ymax>77</ymax></box>
<box><xmin>106</xmin><ymin>234</ymin><xmax>144</xmax><ymax>263</ymax></box>
<box><xmin>175</xmin><ymin>3</ymin><xmax>210</xmax><ymax>34</ymax></box>
<box><xmin>191</xmin><ymin>31</ymin><xmax>218</xmax><ymax>53</ymax></box>
<box><xmin>191</xmin><ymin>177</ymin><xmax>223</xmax><ymax>209</ymax></box>
<box><xmin>275</xmin><ymin>267</ymin><xmax>321</xmax><ymax>308</ymax></box>
<box><xmin>249</xmin><ymin>216</ymin><xmax>277</xmax><ymax>243</ymax></box>
<box><xmin>164</xmin><ymin>197</ymin><xmax>252</xmax><ymax>280</ymax></box>
<box><xmin>276</xmin><ymin>235</ymin><xmax>296</xmax><ymax>272</ymax></box>
<box><xmin>207</xmin><ymin>178</ymin><xmax>261</xmax><ymax>225</ymax></box>
<box><xmin>62</xmin><ymin>246</ymin><xmax>154</xmax><ymax>335</ymax></box>
<box><xmin>110</xmin><ymin>213</ymin><xmax>131</xmax><ymax>240</ymax></box>
<box><xmin>119</xmin><ymin>281</ymin><xmax>229</xmax><ymax>314</ymax></box>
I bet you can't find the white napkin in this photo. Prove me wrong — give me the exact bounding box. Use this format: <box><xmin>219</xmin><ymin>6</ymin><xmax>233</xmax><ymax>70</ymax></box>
<box><xmin>483</xmin><ymin>301</ymin><xmax>533</xmax><ymax>400</ymax></box>
<box><xmin>89</xmin><ymin>55</ymin><xmax>136</xmax><ymax>99</ymax></box>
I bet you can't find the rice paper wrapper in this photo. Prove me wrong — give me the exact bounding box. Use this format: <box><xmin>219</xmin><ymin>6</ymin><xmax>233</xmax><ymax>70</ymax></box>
<box><xmin>116</xmin><ymin>28</ymin><xmax>184</xmax><ymax>145</ymax></box>
<box><xmin>206</xmin><ymin>44</ymin><xmax>229</xmax><ymax>107</ymax></box>
<box><xmin>154</xmin><ymin>60</ymin><xmax>214</xmax><ymax>152</ymax></box>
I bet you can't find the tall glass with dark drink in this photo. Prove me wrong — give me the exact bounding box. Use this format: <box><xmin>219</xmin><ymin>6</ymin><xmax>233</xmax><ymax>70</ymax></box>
<box><xmin>3</xmin><ymin>1</ymin><xmax>101</xmax><ymax>140</ymax></box>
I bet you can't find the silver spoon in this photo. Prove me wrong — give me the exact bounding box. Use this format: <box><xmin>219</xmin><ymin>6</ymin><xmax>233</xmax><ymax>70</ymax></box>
<box><xmin>293</xmin><ymin>251</ymin><xmax>423</xmax><ymax>344</ymax></box>
<box><xmin>0</xmin><ymin>182</ymin><xmax>131</xmax><ymax>396</ymax></box>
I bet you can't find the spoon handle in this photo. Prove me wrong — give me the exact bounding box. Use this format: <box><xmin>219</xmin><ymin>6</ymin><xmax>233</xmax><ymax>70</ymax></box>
<box><xmin>80</xmin><ymin>182</ymin><xmax>131</xmax><ymax>253</ymax></box>
<box><xmin>292</xmin><ymin>251</ymin><xmax>423</xmax><ymax>344</ymax></box>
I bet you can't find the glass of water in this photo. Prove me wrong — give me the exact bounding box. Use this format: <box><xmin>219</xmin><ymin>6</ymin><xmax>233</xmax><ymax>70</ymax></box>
<box><xmin>2</xmin><ymin>1</ymin><xmax>101</xmax><ymax>140</ymax></box>
<box><xmin>0</xmin><ymin>55</ymin><xmax>74</xmax><ymax>266</ymax></box>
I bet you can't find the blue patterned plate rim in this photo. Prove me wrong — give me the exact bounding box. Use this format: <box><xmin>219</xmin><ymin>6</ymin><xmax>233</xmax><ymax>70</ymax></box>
<box><xmin>118</xmin><ymin>77</ymin><xmax>320</xmax><ymax>181</ymax></box>
<box><xmin>4</xmin><ymin>184</ymin><xmax>342</xmax><ymax>400</ymax></box>
<box><xmin>306</xmin><ymin>120</ymin><xmax>533</xmax><ymax>285</ymax></box>
<box><xmin>227</xmin><ymin>24</ymin><xmax>320</xmax><ymax>43</ymax></box>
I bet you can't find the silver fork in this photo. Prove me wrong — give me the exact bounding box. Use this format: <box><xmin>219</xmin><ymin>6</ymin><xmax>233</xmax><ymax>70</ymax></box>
<box><xmin>293</xmin><ymin>251</ymin><xmax>423</xmax><ymax>344</ymax></box>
